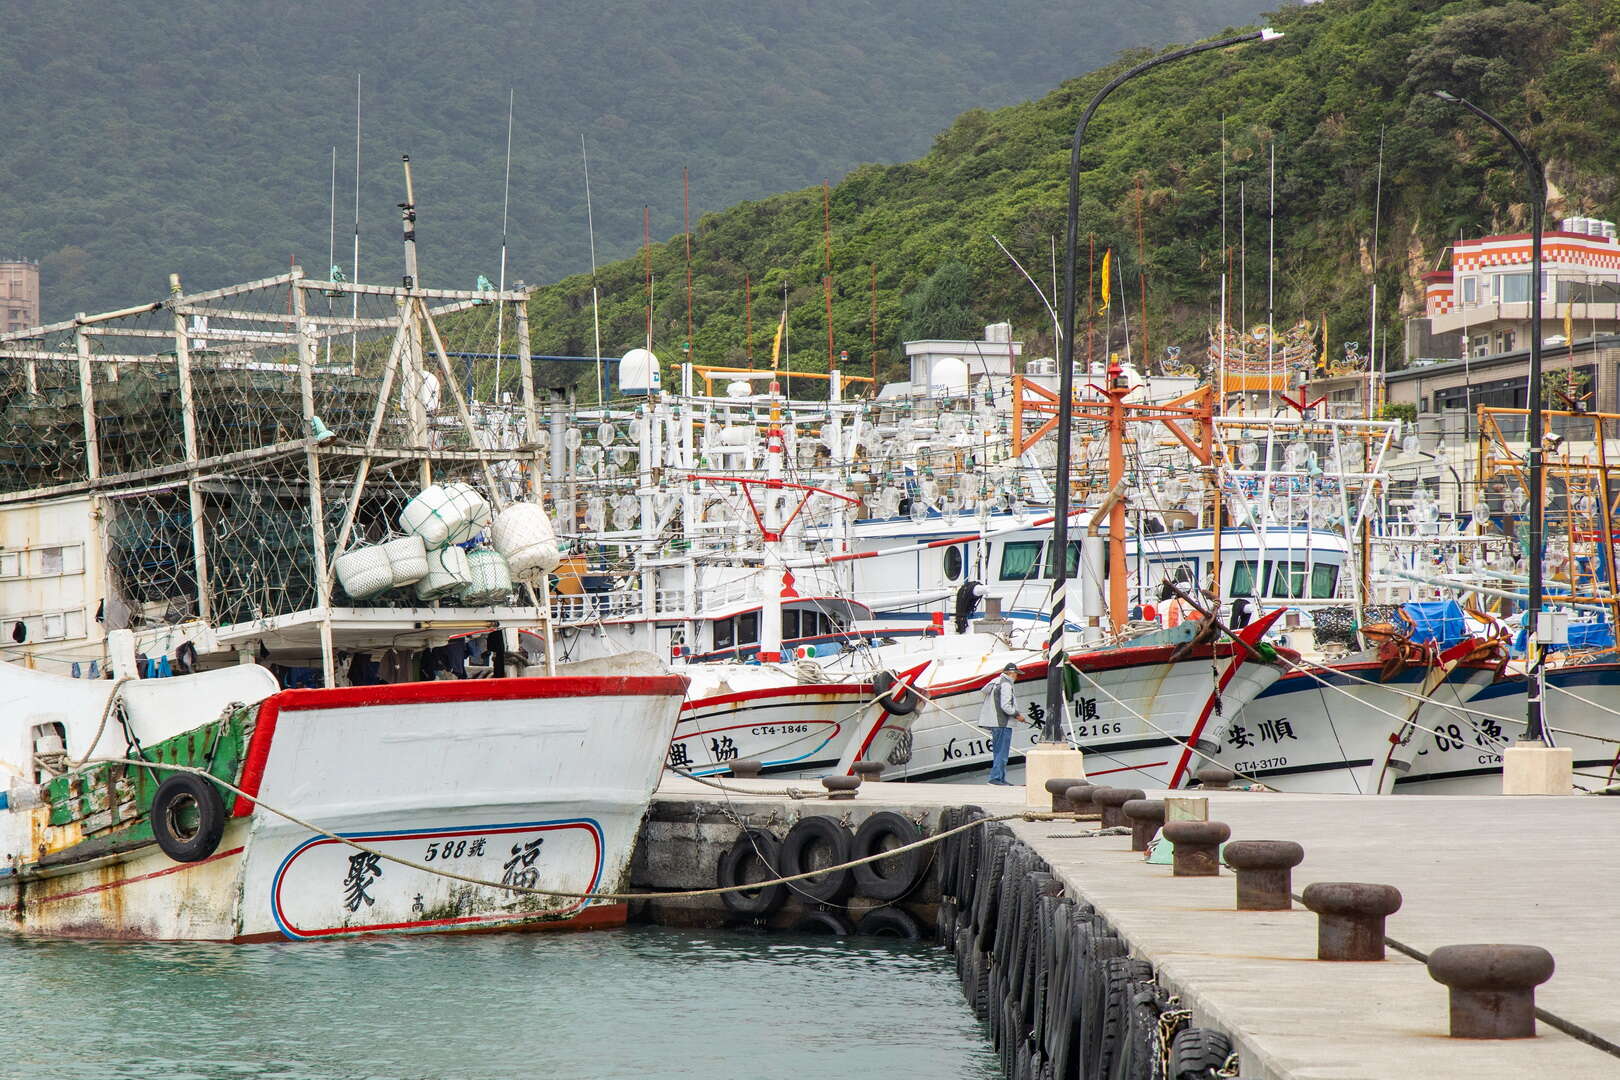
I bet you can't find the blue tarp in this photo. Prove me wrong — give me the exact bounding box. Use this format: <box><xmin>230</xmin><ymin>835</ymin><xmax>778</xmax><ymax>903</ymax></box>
<box><xmin>1401</xmin><ymin>599</ymin><xmax>1469</xmax><ymax>650</ymax></box>
<box><xmin>1570</xmin><ymin>621</ymin><xmax>1615</xmax><ymax>650</ymax></box>
<box><xmin>1513</xmin><ymin>619</ymin><xmax>1614</xmax><ymax>654</ymax></box>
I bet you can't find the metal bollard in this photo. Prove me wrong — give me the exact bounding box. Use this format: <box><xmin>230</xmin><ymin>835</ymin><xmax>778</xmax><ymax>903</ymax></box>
<box><xmin>1064</xmin><ymin>783</ymin><xmax>1099</xmax><ymax>814</ymax></box>
<box><xmin>1222</xmin><ymin>840</ymin><xmax>1305</xmax><ymax>910</ymax></box>
<box><xmin>1161</xmin><ymin>820</ymin><xmax>1230</xmax><ymax>876</ymax></box>
<box><xmin>852</xmin><ymin>761</ymin><xmax>886</xmax><ymax>781</ymax></box>
<box><xmin>1426</xmin><ymin>944</ymin><xmax>1555</xmax><ymax>1039</ymax></box>
<box><xmin>1120</xmin><ymin>799</ymin><xmax>1165</xmax><ymax>852</ymax></box>
<box><xmin>729</xmin><ymin>759</ymin><xmax>764</xmax><ymax>779</ymax></box>
<box><xmin>1196</xmin><ymin>766</ymin><xmax>1236</xmax><ymax>790</ymax></box>
<box><xmin>1093</xmin><ymin>787</ymin><xmax>1146</xmax><ymax>828</ymax></box>
<box><xmin>821</xmin><ymin>775</ymin><xmax>860</xmax><ymax>800</ymax></box>
<box><xmin>1300</xmin><ymin>882</ymin><xmax>1402</xmax><ymax>960</ymax></box>
<box><xmin>1044</xmin><ymin>776</ymin><xmax>1087</xmax><ymax>813</ymax></box>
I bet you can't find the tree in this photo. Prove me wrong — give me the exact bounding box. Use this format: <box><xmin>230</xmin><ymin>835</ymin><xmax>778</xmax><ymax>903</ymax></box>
<box><xmin>901</xmin><ymin>261</ymin><xmax>979</xmax><ymax>341</ymax></box>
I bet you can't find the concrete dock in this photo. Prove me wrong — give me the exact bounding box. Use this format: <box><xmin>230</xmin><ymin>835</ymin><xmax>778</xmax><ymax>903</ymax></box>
<box><xmin>640</xmin><ymin>776</ymin><xmax>1620</xmax><ymax>1079</ymax></box>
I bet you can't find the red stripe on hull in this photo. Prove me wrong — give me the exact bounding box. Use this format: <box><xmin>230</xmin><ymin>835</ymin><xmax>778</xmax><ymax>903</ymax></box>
<box><xmin>682</xmin><ymin>683</ymin><xmax>868</xmax><ymax>710</ymax></box>
<box><xmin>232</xmin><ymin>902</ymin><xmax>629</xmax><ymax>943</ymax></box>
<box><xmin>275</xmin><ymin>674</ymin><xmax>689</xmax><ymax>712</ymax></box>
<box><xmin>0</xmin><ymin>845</ymin><xmax>246</xmax><ymax>912</ymax></box>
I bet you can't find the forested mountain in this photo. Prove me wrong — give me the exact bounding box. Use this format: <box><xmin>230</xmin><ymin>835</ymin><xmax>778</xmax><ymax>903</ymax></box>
<box><xmin>0</xmin><ymin>0</ymin><xmax>1269</xmax><ymax>320</ymax></box>
<box><xmin>522</xmin><ymin>0</ymin><xmax>1620</xmax><ymax>391</ymax></box>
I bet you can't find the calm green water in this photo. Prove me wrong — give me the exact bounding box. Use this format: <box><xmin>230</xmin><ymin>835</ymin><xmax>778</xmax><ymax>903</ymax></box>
<box><xmin>0</xmin><ymin>926</ymin><xmax>998</xmax><ymax>1080</ymax></box>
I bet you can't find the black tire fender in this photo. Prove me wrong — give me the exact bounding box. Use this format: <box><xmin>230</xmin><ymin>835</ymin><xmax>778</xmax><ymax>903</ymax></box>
<box><xmin>856</xmin><ymin>904</ymin><xmax>925</xmax><ymax>940</ymax></box>
<box><xmin>150</xmin><ymin>772</ymin><xmax>227</xmax><ymax>863</ymax></box>
<box><xmin>1098</xmin><ymin>956</ymin><xmax>1152</xmax><ymax>1080</ymax></box>
<box><xmin>717</xmin><ymin>827</ymin><xmax>788</xmax><ymax>917</ymax></box>
<box><xmin>790</xmin><ymin>910</ymin><xmax>854</xmax><ymax>935</ymax></box>
<box><xmin>871</xmin><ymin>670</ymin><xmax>921</xmax><ymax>715</ymax></box>
<box><xmin>852</xmin><ymin>810</ymin><xmax>928</xmax><ymax>901</ymax></box>
<box><xmin>1170</xmin><ymin>1027</ymin><xmax>1234</xmax><ymax>1080</ymax></box>
<box><xmin>780</xmin><ymin>815</ymin><xmax>855</xmax><ymax>903</ymax></box>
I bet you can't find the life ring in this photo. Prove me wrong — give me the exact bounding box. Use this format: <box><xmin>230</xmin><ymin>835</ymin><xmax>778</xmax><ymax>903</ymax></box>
<box><xmin>851</xmin><ymin>810</ymin><xmax>928</xmax><ymax>901</ymax></box>
<box><xmin>855</xmin><ymin>904</ymin><xmax>924</xmax><ymax>940</ymax></box>
<box><xmin>716</xmin><ymin>827</ymin><xmax>788</xmax><ymax>917</ymax></box>
<box><xmin>871</xmin><ymin>670</ymin><xmax>921</xmax><ymax>716</ymax></box>
<box><xmin>779</xmin><ymin>815</ymin><xmax>855</xmax><ymax>903</ymax></box>
<box><xmin>150</xmin><ymin>772</ymin><xmax>227</xmax><ymax>863</ymax></box>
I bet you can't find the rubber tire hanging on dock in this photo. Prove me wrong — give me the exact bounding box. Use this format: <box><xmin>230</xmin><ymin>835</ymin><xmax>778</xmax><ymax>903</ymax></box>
<box><xmin>851</xmin><ymin>811</ymin><xmax>927</xmax><ymax>901</ymax></box>
<box><xmin>791</xmin><ymin>910</ymin><xmax>854</xmax><ymax>935</ymax></box>
<box><xmin>717</xmin><ymin>827</ymin><xmax>789</xmax><ymax>917</ymax></box>
<box><xmin>779</xmin><ymin>816</ymin><xmax>855</xmax><ymax>903</ymax></box>
<box><xmin>871</xmin><ymin>670</ymin><xmax>920</xmax><ymax>715</ymax></box>
<box><xmin>855</xmin><ymin>905</ymin><xmax>924</xmax><ymax>939</ymax></box>
<box><xmin>151</xmin><ymin>772</ymin><xmax>227</xmax><ymax>863</ymax></box>
<box><xmin>1170</xmin><ymin>1027</ymin><xmax>1233</xmax><ymax>1080</ymax></box>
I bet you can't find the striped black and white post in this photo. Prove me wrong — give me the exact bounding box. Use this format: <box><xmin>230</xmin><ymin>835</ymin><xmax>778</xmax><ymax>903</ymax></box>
<box><xmin>1042</xmin><ymin>26</ymin><xmax>1280</xmax><ymax>746</ymax></box>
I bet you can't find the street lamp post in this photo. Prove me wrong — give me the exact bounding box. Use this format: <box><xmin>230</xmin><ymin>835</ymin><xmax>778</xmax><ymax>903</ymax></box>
<box><xmin>1431</xmin><ymin>90</ymin><xmax>1549</xmax><ymax>745</ymax></box>
<box><xmin>1043</xmin><ymin>27</ymin><xmax>1284</xmax><ymax>743</ymax></box>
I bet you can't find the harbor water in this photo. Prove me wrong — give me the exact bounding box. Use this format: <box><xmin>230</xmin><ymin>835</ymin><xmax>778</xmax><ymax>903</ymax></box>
<box><xmin>0</xmin><ymin>926</ymin><xmax>997</xmax><ymax>1079</ymax></box>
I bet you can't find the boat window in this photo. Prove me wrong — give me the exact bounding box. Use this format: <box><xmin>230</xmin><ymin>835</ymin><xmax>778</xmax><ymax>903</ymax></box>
<box><xmin>999</xmin><ymin>541</ymin><xmax>1044</xmax><ymax>580</ymax></box>
<box><xmin>738</xmin><ymin>611</ymin><xmax>760</xmax><ymax>645</ymax></box>
<box><xmin>785</xmin><ymin>610</ymin><xmax>838</xmax><ymax>641</ymax></box>
<box><xmin>943</xmin><ymin>545</ymin><xmax>964</xmax><ymax>582</ymax></box>
<box><xmin>1311</xmin><ymin>563</ymin><xmax>1339</xmax><ymax>599</ymax></box>
<box><xmin>1268</xmin><ymin>561</ymin><xmax>1308</xmax><ymax>599</ymax></box>
<box><xmin>1230</xmin><ymin>560</ymin><xmax>1258</xmax><ymax>598</ymax></box>
<box><xmin>713</xmin><ymin>617</ymin><xmax>735</xmax><ymax>651</ymax></box>
<box><xmin>31</xmin><ymin>722</ymin><xmax>67</xmax><ymax>784</ymax></box>
<box><xmin>1043</xmin><ymin>541</ymin><xmax>1081</xmax><ymax>579</ymax></box>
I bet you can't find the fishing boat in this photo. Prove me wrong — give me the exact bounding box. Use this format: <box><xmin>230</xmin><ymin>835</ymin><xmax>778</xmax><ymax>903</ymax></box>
<box><xmin>0</xmin><ymin>638</ymin><xmax>684</xmax><ymax>940</ymax></box>
<box><xmin>848</xmin><ymin>609</ymin><xmax>1291</xmax><ymax>784</ymax></box>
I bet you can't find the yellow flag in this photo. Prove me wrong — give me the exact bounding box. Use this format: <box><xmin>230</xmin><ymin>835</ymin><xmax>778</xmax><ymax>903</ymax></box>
<box><xmin>770</xmin><ymin>310</ymin><xmax>787</xmax><ymax>368</ymax></box>
<box><xmin>1098</xmin><ymin>249</ymin><xmax>1113</xmax><ymax>315</ymax></box>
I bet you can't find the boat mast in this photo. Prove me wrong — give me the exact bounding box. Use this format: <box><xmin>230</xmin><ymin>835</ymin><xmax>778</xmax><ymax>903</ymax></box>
<box><xmin>398</xmin><ymin>155</ymin><xmax>431</xmax><ymax>490</ymax></box>
<box><xmin>494</xmin><ymin>88</ymin><xmax>515</xmax><ymax>400</ymax></box>
<box><xmin>581</xmin><ymin>134</ymin><xmax>604</xmax><ymax>404</ymax></box>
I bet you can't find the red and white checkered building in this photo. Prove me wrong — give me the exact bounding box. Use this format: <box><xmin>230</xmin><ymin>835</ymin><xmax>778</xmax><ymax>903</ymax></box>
<box><xmin>1418</xmin><ymin>220</ymin><xmax>1620</xmax><ymax>359</ymax></box>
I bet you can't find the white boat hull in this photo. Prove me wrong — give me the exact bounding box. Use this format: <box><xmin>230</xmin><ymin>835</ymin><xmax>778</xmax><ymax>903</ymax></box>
<box><xmin>0</xmin><ymin>674</ymin><xmax>685</xmax><ymax>941</ymax></box>
<box><xmin>668</xmin><ymin>668</ymin><xmax>871</xmax><ymax>777</ymax></box>
<box><xmin>1390</xmin><ymin>664</ymin><xmax>1620</xmax><ymax>794</ymax></box>
<box><xmin>870</xmin><ymin>637</ymin><xmax>1287</xmax><ymax>787</ymax></box>
<box><xmin>1204</xmin><ymin>656</ymin><xmax>1500</xmax><ymax>794</ymax></box>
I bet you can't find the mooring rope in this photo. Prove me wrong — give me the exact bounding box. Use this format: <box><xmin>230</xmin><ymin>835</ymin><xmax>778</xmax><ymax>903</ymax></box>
<box><xmin>70</xmin><ymin>676</ymin><xmax>135</xmax><ymax>769</ymax></box>
<box><xmin>93</xmin><ymin>756</ymin><xmax>1033</xmax><ymax>902</ymax></box>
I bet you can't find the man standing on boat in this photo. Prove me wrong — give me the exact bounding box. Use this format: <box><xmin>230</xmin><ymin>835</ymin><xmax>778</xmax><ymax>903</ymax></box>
<box><xmin>979</xmin><ymin>663</ymin><xmax>1024</xmax><ymax>786</ymax></box>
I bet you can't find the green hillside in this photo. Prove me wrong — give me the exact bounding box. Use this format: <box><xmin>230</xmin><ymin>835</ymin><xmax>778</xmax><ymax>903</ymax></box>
<box><xmin>523</xmin><ymin>0</ymin><xmax>1620</xmax><ymax>390</ymax></box>
<box><xmin>0</xmin><ymin>0</ymin><xmax>1269</xmax><ymax>321</ymax></box>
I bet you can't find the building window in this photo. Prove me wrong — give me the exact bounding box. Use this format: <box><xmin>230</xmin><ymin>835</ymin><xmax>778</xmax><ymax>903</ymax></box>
<box><xmin>1461</xmin><ymin>277</ymin><xmax>1477</xmax><ymax>304</ymax></box>
<box><xmin>1470</xmin><ymin>333</ymin><xmax>1491</xmax><ymax>358</ymax></box>
<box><xmin>1501</xmin><ymin>273</ymin><xmax>1533</xmax><ymax>303</ymax></box>
<box><xmin>1499</xmin><ymin>330</ymin><xmax>1516</xmax><ymax>353</ymax></box>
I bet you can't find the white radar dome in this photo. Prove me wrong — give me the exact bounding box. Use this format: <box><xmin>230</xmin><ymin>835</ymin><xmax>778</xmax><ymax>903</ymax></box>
<box><xmin>930</xmin><ymin>356</ymin><xmax>970</xmax><ymax>397</ymax></box>
<box><xmin>618</xmin><ymin>348</ymin><xmax>661</xmax><ymax>396</ymax></box>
